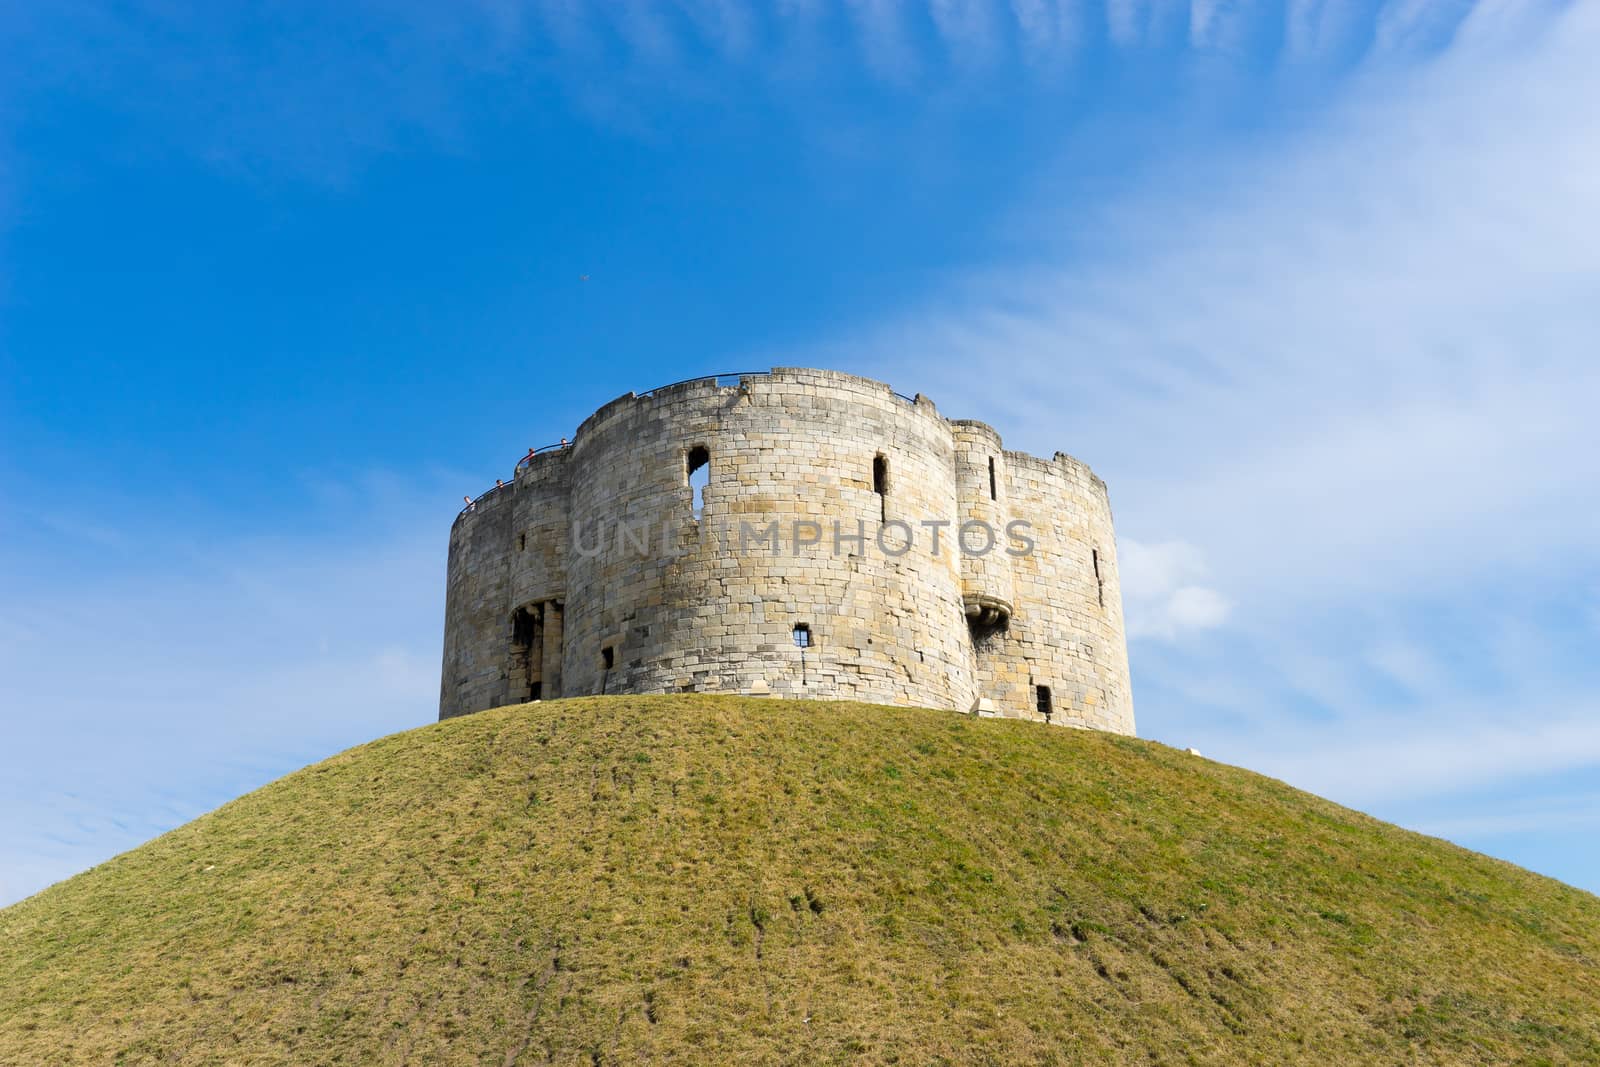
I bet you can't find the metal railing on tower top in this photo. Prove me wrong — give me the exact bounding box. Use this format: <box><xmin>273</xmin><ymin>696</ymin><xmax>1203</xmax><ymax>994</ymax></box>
<box><xmin>513</xmin><ymin>441</ymin><xmax>573</xmax><ymax>472</ymax></box>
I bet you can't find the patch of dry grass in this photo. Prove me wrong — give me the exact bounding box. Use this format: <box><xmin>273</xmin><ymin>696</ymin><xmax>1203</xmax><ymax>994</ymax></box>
<box><xmin>2</xmin><ymin>695</ymin><xmax>1597</xmax><ymax>1064</ymax></box>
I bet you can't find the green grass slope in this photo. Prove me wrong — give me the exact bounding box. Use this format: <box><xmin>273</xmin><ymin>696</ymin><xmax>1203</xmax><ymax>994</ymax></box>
<box><xmin>3</xmin><ymin>697</ymin><xmax>1598</xmax><ymax>1065</ymax></box>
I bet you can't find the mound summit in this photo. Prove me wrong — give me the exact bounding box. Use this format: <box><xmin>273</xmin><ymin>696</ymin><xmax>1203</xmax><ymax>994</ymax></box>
<box><xmin>2</xmin><ymin>696</ymin><xmax>1597</xmax><ymax>1064</ymax></box>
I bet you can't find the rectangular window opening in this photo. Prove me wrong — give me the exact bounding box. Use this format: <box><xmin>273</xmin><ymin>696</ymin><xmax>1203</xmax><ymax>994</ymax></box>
<box><xmin>792</xmin><ymin>622</ymin><xmax>811</xmax><ymax>648</ymax></box>
<box><xmin>510</xmin><ymin>604</ymin><xmax>544</xmax><ymax>704</ymax></box>
<box><xmin>601</xmin><ymin>645</ymin><xmax>615</xmax><ymax>671</ymax></box>
<box><xmin>1036</xmin><ymin>684</ymin><xmax>1053</xmax><ymax>720</ymax></box>
<box><xmin>687</xmin><ymin>445</ymin><xmax>710</xmax><ymax>519</ymax></box>
<box><xmin>988</xmin><ymin>456</ymin><xmax>997</xmax><ymax>501</ymax></box>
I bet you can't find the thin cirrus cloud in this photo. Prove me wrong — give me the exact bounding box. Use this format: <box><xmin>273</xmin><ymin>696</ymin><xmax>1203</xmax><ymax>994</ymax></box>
<box><xmin>0</xmin><ymin>2</ymin><xmax>1509</xmax><ymax>190</ymax></box>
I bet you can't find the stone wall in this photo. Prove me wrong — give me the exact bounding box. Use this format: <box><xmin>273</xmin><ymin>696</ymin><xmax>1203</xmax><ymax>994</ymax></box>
<box><xmin>968</xmin><ymin>451</ymin><xmax>1133</xmax><ymax>732</ymax></box>
<box><xmin>439</xmin><ymin>482</ymin><xmax>515</xmax><ymax>715</ymax></box>
<box><xmin>439</xmin><ymin>367</ymin><xmax>1135</xmax><ymax>735</ymax></box>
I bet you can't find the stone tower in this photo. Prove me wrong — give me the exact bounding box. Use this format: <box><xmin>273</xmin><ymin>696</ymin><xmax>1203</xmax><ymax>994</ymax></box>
<box><xmin>439</xmin><ymin>368</ymin><xmax>1134</xmax><ymax>734</ymax></box>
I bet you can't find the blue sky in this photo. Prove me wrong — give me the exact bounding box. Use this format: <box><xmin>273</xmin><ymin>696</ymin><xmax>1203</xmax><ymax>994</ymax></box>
<box><xmin>2</xmin><ymin>0</ymin><xmax>1597</xmax><ymax>905</ymax></box>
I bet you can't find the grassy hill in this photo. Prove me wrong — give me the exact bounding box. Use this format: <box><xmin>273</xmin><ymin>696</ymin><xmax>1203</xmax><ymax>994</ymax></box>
<box><xmin>2</xmin><ymin>696</ymin><xmax>1597</xmax><ymax>1065</ymax></box>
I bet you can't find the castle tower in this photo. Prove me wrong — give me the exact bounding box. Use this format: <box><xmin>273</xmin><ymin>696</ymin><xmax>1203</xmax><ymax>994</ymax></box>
<box><xmin>439</xmin><ymin>368</ymin><xmax>1134</xmax><ymax>734</ymax></box>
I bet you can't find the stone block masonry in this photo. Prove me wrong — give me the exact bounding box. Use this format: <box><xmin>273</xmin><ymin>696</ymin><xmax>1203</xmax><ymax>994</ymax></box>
<box><xmin>439</xmin><ymin>368</ymin><xmax>1134</xmax><ymax>735</ymax></box>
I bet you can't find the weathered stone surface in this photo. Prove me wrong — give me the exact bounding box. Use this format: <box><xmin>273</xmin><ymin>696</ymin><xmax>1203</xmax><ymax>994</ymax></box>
<box><xmin>439</xmin><ymin>368</ymin><xmax>1134</xmax><ymax>735</ymax></box>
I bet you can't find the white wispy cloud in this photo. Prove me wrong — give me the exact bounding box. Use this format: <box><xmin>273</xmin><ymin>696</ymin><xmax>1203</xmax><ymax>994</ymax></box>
<box><xmin>0</xmin><ymin>476</ymin><xmax>451</xmax><ymax>906</ymax></box>
<box><xmin>1119</xmin><ymin>539</ymin><xmax>1232</xmax><ymax>640</ymax></box>
<box><xmin>1233</xmin><ymin>703</ymin><xmax>1600</xmax><ymax>805</ymax></box>
<box><xmin>1104</xmin><ymin>0</ymin><xmax>1149</xmax><ymax>47</ymax></box>
<box><xmin>0</xmin><ymin>3</ymin><xmax>1498</xmax><ymax>192</ymax></box>
<box><xmin>1414</xmin><ymin>793</ymin><xmax>1600</xmax><ymax>840</ymax></box>
<box><xmin>931</xmin><ymin>0</ymin><xmax>1001</xmax><ymax>67</ymax></box>
<box><xmin>799</xmin><ymin>2</ymin><xmax>1600</xmax><ymax>881</ymax></box>
<box><xmin>836</xmin><ymin>1</ymin><xmax>1600</xmax><ymax>597</ymax></box>
<box><xmin>1188</xmin><ymin>0</ymin><xmax>1253</xmax><ymax>51</ymax></box>
<box><xmin>1010</xmin><ymin>0</ymin><xmax>1082</xmax><ymax>59</ymax></box>
<box><xmin>678</xmin><ymin>0</ymin><xmax>758</xmax><ymax>58</ymax></box>
<box><xmin>846</xmin><ymin>0</ymin><xmax>923</xmax><ymax>82</ymax></box>
<box><xmin>605</xmin><ymin>1</ymin><xmax>683</xmax><ymax>66</ymax></box>
<box><xmin>1375</xmin><ymin>0</ymin><xmax>1474</xmax><ymax>53</ymax></box>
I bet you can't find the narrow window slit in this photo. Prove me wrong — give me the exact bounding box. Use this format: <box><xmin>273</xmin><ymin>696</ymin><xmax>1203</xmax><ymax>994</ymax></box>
<box><xmin>872</xmin><ymin>454</ymin><xmax>888</xmax><ymax>522</ymax></box>
<box><xmin>793</xmin><ymin>623</ymin><xmax>811</xmax><ymax>686</ymax></box>
<box><xmin>988</xmin><ymin>456</ymin><xmax>997</xmax><ymax>501</ymax></box>
<box><xmin>1092</xmin><ymin>548</ymin><xmax>1105</xmax><ymax>608</ymax></box>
